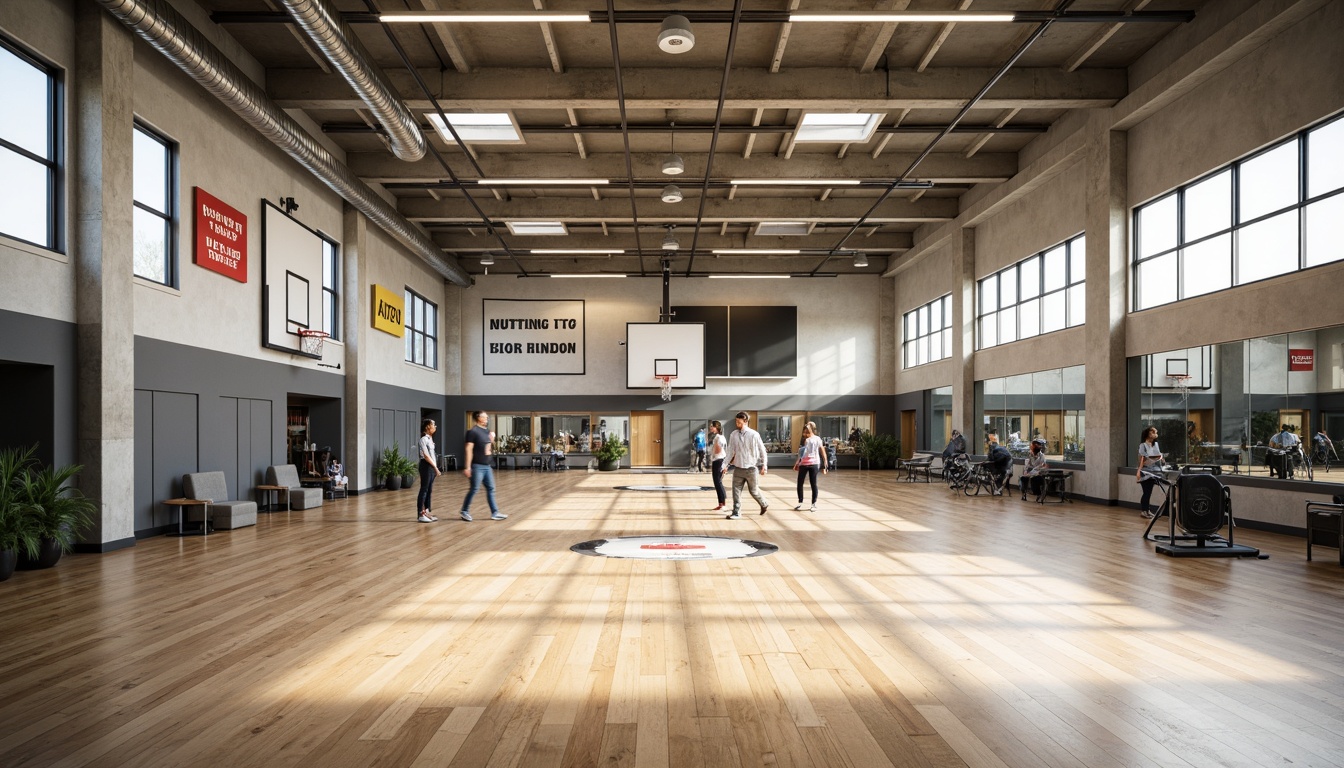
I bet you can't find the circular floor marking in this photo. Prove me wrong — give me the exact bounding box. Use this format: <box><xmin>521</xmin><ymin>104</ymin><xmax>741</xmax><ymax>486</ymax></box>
<box><xmin>613</xmin><ymin>484</ymin><xmax>715</xmax><ymax>492</ymax></box>
<box><xmin>571</xmin><ymin>535</ymin><xmax>779</xmax><ymax>560</ymax></box>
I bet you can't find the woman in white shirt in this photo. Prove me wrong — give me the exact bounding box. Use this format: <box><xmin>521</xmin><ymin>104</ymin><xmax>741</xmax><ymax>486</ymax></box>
<box><xmin>708</xmin><ymin>420</ymin><xmax>728</xmax><ymax>511</ymax></box>
<box><xmin>1136</xmin><ymin>426</ymin><xmax>1163</xmax><ymax>519</ymax></box>
<box><xmin>793</xmin><ymin>422</ymin><xmax>828</xmax><ymax>512</ymax></box>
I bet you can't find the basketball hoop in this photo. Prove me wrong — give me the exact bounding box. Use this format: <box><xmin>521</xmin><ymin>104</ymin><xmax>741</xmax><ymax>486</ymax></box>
<box><xmin>298</xmin><ymin>329</ymin><xmax>328</xmax><ymax>358</ymax></box>
<box><xmin>1167</xmin><ymin>374</ymin><xmax>1192</xmax><ymax>403</ymax></box>
<box><xmin>657</xmin><ymin>375</ymin><xmax>676</xmax><ymax>402</ymax></box>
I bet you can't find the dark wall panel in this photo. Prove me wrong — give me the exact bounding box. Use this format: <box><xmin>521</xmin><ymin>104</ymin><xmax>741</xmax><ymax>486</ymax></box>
<box><xmin>145</xmin><ymin>391</ymin><xmax>199</xmax><ymax>534</ymax></box>
<box><xmin>0</xmin><ymin>363</ymin><xmax>56</xmax><ymax>466</ymax></box>
<box><xmin>729</xmin><ymin>306</ymin><xmax>798</xmax><ymax>377</ymax></box>
<box><xmin>0</xmin><ymin>309</ymin><xmax>77</xmax><ymax>469</ymax></box>
<box><xmin>134</xmin><ymin>390</ymin><xmax>155</xmax><ymax>533</ymax></box>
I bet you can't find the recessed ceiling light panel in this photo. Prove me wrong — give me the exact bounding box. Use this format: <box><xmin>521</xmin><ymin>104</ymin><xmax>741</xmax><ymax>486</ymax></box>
<box><xmin>426</xmin><ymin>112</ymin><xmax>523</xmax><ymax>144</ymax></box>
<box><xmin>753</xmin><ymin>222</ymin><xmax>811</xmax><ymax>236</ymax></box>
<box><xmin>506</xmin><ymin>221</ymin><xmax>568</xmax><ymax>236</ymax></box>
<box><xmin>795</xmin><ymin>112</ymin><xmax>884</xmax><ymax>143</ymax></box>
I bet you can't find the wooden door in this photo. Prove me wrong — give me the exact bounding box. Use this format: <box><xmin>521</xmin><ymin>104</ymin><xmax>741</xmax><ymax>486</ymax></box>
<box><xmin>630</xmin><ymin>411</ymin><xmax>664</xmax><ymax>466</ymax></box>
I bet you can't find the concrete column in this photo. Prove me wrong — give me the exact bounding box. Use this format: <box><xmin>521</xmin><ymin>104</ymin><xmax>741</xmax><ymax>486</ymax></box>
<box><xmin>950</xmin><ymin>227</ymin><xmax>977</xmax><ymax>444</ymax></box>
<box><xmin>443</xmin><ymin>282</ymin><xmax>463</xmax><ymax>398</ymax></box>
<box><xmin>1083</xmin><ymin>127</ymin><xmax>1129</xmax><ymax>502</ymax></box>
<box><xmin>342</xmin><ymin>205</ymin><xmax>369</xmax><ymax>491</ymax></box>
<box><xmin>74</xmin><ymin>4</ymin><xmax>135</xmax><ymax>550</ymax></box>
<box><xmin>878</xmin><ymin>277</ymin><xmax>895</xmax><ymax>396</ymax></box>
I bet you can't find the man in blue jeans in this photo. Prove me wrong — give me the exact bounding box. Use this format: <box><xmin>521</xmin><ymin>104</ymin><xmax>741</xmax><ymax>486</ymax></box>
<box><xmin>460</xmin><ymin>410</ymin><xmax>507</xmax><ymax>522</ymax></box>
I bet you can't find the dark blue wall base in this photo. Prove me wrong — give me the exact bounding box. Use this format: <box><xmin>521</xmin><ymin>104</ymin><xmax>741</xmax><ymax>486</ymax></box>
<box><xmin>74</xmin><ymin>536</ymin><xmax>136</xmax><ymax>554</ymax></box>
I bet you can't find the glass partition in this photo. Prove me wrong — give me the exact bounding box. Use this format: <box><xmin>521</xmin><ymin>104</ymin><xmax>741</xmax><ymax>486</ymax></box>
<box><xmin>930</xmin><ymin>386</ymin><xmax>953</xmax><ymax>450</ymax></box>
<box><xmin>539</xmin><ymin>414</ymin><xmax>590</xmax><ymax>453</ymax></box>
<box><xmin>977</xmin><ymin>365</ymin><xmax>1086</xmax><ymax>460</ymax></box>
<box><xmin>1130</xmin><ymin>325</ymin><xmax>1344</xmax><ymax>479</ymax></box>
<box><xmin>757</xmin><ymin>414</ymin><xmax>794</xmax><ymax>453</ymax></box>
<box><xmin>593</xmin><ymin>415</ymin><xmax>629</xmax><ymax>454</ymax></box>
<box><xmin>491</xmin><ymin>413</ymin><xmax>533</xmax><ymax>453</ymax></box>
<box><xmin>810</xmin><ymin>413</ymin><xmax>874</xmax><ymax>454</ymax></box>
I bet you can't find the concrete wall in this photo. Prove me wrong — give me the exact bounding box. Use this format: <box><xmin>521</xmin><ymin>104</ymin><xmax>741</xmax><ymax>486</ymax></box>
<box><xmin>363</xmin><ymin>222</ymin><xmax>448</xmax><ymax>395</ymax></box>
<box><xmin>893</xmin><ymin>240</ymin><xmax>957</xmax><ymax>395</ymax></box>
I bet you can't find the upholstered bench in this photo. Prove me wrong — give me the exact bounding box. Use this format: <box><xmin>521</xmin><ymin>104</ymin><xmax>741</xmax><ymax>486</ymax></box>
<box><xmin>266</xmin><ymin>464</ymin><xmax>325</xmax><ymax>510</ymax></box>
<box><xmin>181</xmin><ymin>471</ymin><xmax>257</xmax><ymax>530</ymax></box>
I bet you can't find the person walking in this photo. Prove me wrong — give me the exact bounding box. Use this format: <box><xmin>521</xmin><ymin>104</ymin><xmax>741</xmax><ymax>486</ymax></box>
<box><xmin>1136</xmin><ymin>426</ymin><xmax>1164</xmax><ymax>518</ymax></box>
<box><xmin>708</xmin><ymin>420</ymin><xmax>728</xmax><ymax>511</ymax></box>
<box><xmin>793</xmin><ymin>422</ymin><xmax>828</xmax><ymax>512</ymax></box>
<box><xmin>460</xmin><ymin>411</ymin><xmax>507</xmax><ymax>522</ymax></box>
<box><xmin>416</xmin><ymin>420</ymin><xmax>440</xmax><ymax>522</ymax></box>
<box><xmin>721</xmin><ymin>411</ymin><xmax>769</xmax><ymax>519</ymax></box>
<box><xmin>693</xmin><ymin>427</ymin><xmax>708</xmax><ymax>472</ymax></box>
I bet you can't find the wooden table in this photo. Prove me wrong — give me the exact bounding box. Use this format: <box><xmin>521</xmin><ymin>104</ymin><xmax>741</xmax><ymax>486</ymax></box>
<box><xmin>254</xmin><ymin>484</ymin><xmax>290</xmax><ymax>513</ymax></box>
<box><xmin>162</xmin><ymin>498</ymin><xmax>212</xmax><ymax>536</ymax></box>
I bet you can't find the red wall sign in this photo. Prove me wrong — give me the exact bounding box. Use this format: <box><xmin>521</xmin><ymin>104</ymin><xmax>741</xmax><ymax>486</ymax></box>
<box><xmin>193</xmin><ymin>188</ymin><xmax>247</xmax><ymax>282</ymax></box>
<box><xmin>1289</xmin><ymin>349</ymin><xmax>1314</xmax><ymax>371</ymax></box>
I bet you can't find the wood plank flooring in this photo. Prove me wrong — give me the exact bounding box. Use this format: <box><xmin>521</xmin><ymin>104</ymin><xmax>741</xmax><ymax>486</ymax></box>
<box><xmin>2</xmin><ymin>468</ymin><xmax>1343</xmax><ymax>767</ymax></box>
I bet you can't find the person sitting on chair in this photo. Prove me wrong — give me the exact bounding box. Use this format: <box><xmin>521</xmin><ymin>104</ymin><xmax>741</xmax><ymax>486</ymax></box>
<box><xmin>326</xmin><ymin>455</ymin><xmax>348</xmax><ymax>493</ymax></box>
<box><xmin>986</xmin><ymin>434</ymin><xmax>1013</xmax><ymax>496</ymax></box>
<box><xmin>941</xmin><ymin>429</ymin><xmax>967</xmax><ymax>460</ymax></box>
<box><xmin>1313</xmin><ymin>428</ymin><xmax>1333</xmax><ymax>465</ymax></box>
<box><xmin>1020</xmin><ymin>438</ymin><xmax>1048</xmax><ymax>500</ymax></box>
<box><xmin>1270</xmin><ymin>424</ymin><xmax>1301</xmax><ymax>479</ymax></box>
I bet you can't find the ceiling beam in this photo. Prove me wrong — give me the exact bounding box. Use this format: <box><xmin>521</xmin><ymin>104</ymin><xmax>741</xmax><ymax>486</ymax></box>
<box><xmin>399</xmin><ymin>196</ymin><xmax>957</xmax><ymax>222</ymax></box>
<box><xmin>404</xmin><ymin>0</ymin><xmax>471</xmax><ymax>72</ymax></box>
<box><xmin>430</xmin><ymin>232</ymin><xmax>914</xmax><ymax>252</ymax></box>
<box><xmin>1064</xmin><ymin>0</ymin><xmax>1153</xmax><ymax>72</ymax></box>
<box><xmin>268</xmin><ymin>66</ymin><xmax>1128</xmax><ymax>111</ymax></box>
<box><xmin>348</xmin><ymin>151</ymin><xmax>1016</xmax><ymax>184</ymax></box>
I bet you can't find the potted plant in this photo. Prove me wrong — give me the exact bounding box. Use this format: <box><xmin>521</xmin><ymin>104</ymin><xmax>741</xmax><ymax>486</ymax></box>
<box><xmin>856</xmin><ymin>431</ymin><xmax>901</xmax><ymax>469</ymax></box>
<box><xmin>15</xmin><ymin>454</ymin><xmax>97</xmax><ymax>570</ymax></box>
<box><xmin>396</xmin><ymin>444</ymin><xmax>417</xmax><ymax>489</ymax></box>
<box><xmin>376</xmin><ymin>446</ymin><xmax>402</xmax><ymax>490</ymax></box>
<box><xmin>594</xmin><ymin>432</ymin><xmax>627</xmax><ymax>471</ymax></box>
<box><xmin>0</xmin><ymin>446</ymin><xmax>41</xmax><ymax>581</ymax></box>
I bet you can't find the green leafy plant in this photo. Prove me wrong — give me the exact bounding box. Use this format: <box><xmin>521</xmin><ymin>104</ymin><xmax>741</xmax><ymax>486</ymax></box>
<box><xmin>855</xmin><ymin>431</ymin><xmax>901</xmax><ymax>468</ymax></box>
<box><xmin>14</xmin><ymin>453</ymin><xmax>97</xmax><ymax>554</ymax></box>
<box><xmin>594</xmin><ymin>433</ymin><xmax>628</xmax><ymax>463</ymax></box>
<box><xmin>373</xmin><ymin>445</ymin><xmax>398</xmax><ymax>480</ymax></box>
<box><xmin>0</xmin><ymin>446</ymin><xmax>42</xmax><ymax>558</ymax></box>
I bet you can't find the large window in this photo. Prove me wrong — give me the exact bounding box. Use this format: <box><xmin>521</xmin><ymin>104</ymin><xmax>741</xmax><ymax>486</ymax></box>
<box><xmin>404</xmin><ymin>288</ymin><xmax>437</xmax><ymax>369</ymax></box>
<box><xmin>1130</xmin><ymin>326</ymin><xmax>1344</xmax><ymax>481</ymax></box>
<box><xmin>977</xmin><ymin>235</ymin><xmax>1085</xmax><ymax>349</ymax></box>
<box><xmin>902</xmin><ymin>294</ymin><xmax>952</xmax><ymax>368</ymax></box>
<box><xmin>929</xmin><ymin>385</ymin><xmax>953</xmax><ymax>450</ymax></box>
<box><xmin>321</xmin><ymin>238</ymin><xmax>340</xmax><ymax>340</ymax></box>
<box><xmin>1133</xmin><ymin>113</ymin><xmax>1344</xmax><ymax>310</ymax></box>
<box><xmin>977</xmin><ymin>366</ymin><xmax>1086</xmax><ymax>460</ymax></box>
<box><xmin>0</xmin><ymin>37</ymin><xmax>61</xmax><ymax>250</ymax></box>
<box><xmin>132</xmin><ymin>123</ymin><xmax>176</xmax><ymax>285</ymax></box>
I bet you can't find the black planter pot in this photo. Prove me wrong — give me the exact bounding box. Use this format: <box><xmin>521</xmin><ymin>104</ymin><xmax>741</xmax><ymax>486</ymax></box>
<box><xmin>402</xmin><ymin>474</ymin><xmax>416</xmax><ymax>489</ymax></box>
<box><xmin>17</xmin><ymin>538</ymin><xmax>62</xmax><ymax>570</ymax></box>
<box><xmin>385</xmin><ymin>475</ymin><xmax>402</xmax><ymax>491</ymax></box>
<box><xmin>597</xmin><ymin>459</ymin><xmax>621</xmax><ymax>471</ymax></box>
<box><xmin>0</xmin><ymin>549</ymin><xmax>16</xmax><ymax>582</ymax></box>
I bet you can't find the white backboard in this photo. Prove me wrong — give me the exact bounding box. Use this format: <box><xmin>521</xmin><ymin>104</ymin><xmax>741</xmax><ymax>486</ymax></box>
<box><xmin>626</xmin><ymin>322</ymin><xmax>705</xmax><ymax>389</ymax></box>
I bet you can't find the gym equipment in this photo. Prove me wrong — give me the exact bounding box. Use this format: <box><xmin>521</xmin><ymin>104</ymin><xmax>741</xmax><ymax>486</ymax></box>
<box><xmin>1141</xmin><ymin>464</ymin><xmax>1261</xmax><ymax>558</ymax></box>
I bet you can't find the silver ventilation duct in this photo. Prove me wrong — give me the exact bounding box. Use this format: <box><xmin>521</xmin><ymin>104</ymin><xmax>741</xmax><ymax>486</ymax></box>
<box><xmin>276</xmin><ymin>0</ymin><xmax>425</xmax><ymax>162</ymax></box>
<box><xmin>93</xmin><ymin>0</ymin><xmax>469</xmax><ymax>287</ymax></box>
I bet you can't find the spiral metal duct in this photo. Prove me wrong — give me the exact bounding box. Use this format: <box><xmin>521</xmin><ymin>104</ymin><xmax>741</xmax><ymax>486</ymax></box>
<box><xmin>93</xmin><ymin>0</ymin><xmax>469</xmax><ymax>286</ymax></box>
<box><xmin>276</xmin><ymin>0</ymin><xmax>426</xmax><ymax>162</ymax></box>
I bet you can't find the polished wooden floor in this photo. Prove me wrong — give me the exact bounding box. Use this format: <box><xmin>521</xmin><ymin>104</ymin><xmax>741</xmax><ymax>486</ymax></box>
<box><xmin>2</xmin><ymin>468</ymin><xmax>1343</xmax><ymax>768</ymax></box>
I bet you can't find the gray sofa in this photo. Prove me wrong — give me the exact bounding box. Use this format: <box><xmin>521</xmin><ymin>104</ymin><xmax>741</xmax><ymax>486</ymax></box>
<box><xmin>266</xmin><ymin>464</ymin><xmax>324</xmax><ymax>510</ymax></box>
<box><xmin>182</xmin><ymin>471</ymin><xmax>258</xmax><ymax>530</ymax></box>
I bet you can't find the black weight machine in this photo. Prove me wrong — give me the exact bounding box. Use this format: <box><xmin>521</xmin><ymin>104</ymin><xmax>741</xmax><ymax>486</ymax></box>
<box><xmin>1140</xmin><ymin>464</ymin><xmax>1263</xmax><ymax>558</ymax></box>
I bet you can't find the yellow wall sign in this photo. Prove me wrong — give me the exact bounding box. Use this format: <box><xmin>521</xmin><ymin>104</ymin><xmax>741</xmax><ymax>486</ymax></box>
<box><xmin>372</xmin><ymin>284</ymin><xmax>404</xmax><ymax>337</ymax></box>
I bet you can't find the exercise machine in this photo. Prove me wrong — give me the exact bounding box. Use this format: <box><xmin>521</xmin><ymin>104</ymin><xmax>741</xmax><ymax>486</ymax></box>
<box><xmin>1142</xmin><ymin>464</ymin><xmax>1262</xmax><ymax>558</ymax></box>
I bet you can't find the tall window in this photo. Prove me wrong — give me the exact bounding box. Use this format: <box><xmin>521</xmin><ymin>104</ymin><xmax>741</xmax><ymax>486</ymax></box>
<box><xmin>404</xmin><ymin>288</ymin><xmax>437</xmax><ymax>369</ymax></box>
<box><xmin>977</xmin><ymin>234</ymin><xmax>1085</xmax><ymax>350</ymax></box>
<box><xmin>902</xmin><ymin>294</ymin><xmax>952</xmax><ymax>368</ymax></box>
<box><xmin>321</xmin><ymin>238</ymin><xmax>340</xmax><ymax>340</ymax></box>
<box><xmin>1133</xmin><ymin>112</ymin><xmax>1344</xmax><ymax>310</ymax></box>
<box><xmin>978</xmin><ymin>365</ymin><xmax>1086</xmax><ymax>461</ymax></box>
<box><xmin>0</xmin><ymin>37</ymin><xmax>61</xmax><ymax>250</ymax></box>
<box><xmin>132</xmin><ymin>122</ymin><xmax>176</xmax><ymax>285</ymax></box>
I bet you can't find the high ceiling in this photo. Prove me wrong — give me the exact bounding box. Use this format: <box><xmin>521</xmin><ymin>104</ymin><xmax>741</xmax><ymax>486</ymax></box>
<box><xmin>201</xmin><ymin>1</ymin><xmax>1205</xmax><ymax>278</ymax></box>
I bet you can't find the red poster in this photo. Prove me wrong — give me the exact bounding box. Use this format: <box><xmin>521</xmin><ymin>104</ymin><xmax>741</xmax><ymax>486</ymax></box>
<box><xmin>1289</xmin><ymin>349</ymin><xmax>1314</xmax><ymax>371</ymax></box>
<box><xmin>193</xmin><ymin>188</ymin><xmax>247</xmax><ymax>282</ymax></box>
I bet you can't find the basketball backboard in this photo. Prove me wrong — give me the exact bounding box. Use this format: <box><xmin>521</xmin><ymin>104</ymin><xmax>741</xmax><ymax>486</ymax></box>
<box><xmin>627</xmin><ymin>323</ymin><xmax>705</xmax><ymax>389</ymax></box>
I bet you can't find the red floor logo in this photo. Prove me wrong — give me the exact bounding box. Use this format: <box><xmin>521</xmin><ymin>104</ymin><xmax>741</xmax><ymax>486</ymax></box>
<box><xmin>572</xmin><ymin>535</ymin><xmax>778</xmax><ymax>560</ymax></box>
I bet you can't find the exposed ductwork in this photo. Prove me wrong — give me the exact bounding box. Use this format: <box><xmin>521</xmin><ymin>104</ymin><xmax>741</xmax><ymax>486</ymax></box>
<box><xmin>275</xmin><ymin>0</ymin><xmax>426</xmax><ymax>163</ymax></box>
<box><xmin>92</xmin><ymin>0</ymin><xmax>469</xmax><ymax>286</ymax></box>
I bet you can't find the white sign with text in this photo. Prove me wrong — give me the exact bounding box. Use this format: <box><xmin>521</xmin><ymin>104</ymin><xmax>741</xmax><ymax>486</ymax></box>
<box><xmin>483</xmin><ymin>298</ymin><xmax>586</xmax><ymax>374</ymax></box>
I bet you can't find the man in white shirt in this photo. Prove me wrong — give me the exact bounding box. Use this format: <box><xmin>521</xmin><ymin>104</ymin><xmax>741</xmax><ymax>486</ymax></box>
<box><xmin>721</xmin><ymin>411</ymin><xmax>769</xmax><ymax>519</ymax></box>
<box><xmin>1270</xmin><ymin>424</ymin><xmax>1301</xmax><ymax>479</ymax></box>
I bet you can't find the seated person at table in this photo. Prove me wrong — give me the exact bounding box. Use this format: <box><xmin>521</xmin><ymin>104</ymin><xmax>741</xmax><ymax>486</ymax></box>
<box><xmin>1269</xmin><ymin>424</ymin><xmax>1301</xmax><ymax>479</ymax></box>
<box><xmin>1020</xmin><ymin>438</ymin><xmax>1048</xmax><ymax>500</ymax></box>
<box><xmin>326</xmin><ymin>456</ymin><xmax>348</xmax><ymax>490</ymax></box>
<box><xmin>986</xmin><ymin>435</ymin><xmax>1013</xmax><ymax>496</ymax></box>
<box><xmin>941</xmin><ymin>429</ymin><xmax>967</xmax><ymax>460</ymax></box>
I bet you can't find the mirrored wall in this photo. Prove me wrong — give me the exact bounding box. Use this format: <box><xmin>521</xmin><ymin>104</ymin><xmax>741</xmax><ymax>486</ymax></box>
<box><xmin>1129</xmin><ymin>324</ymin><xmax>1344</xmax><ymax>481</ymax></box>
<box><xmin>976</xmin><ymin>366</ymin><xmax>1086</xmax><ymax>460</ymax></box>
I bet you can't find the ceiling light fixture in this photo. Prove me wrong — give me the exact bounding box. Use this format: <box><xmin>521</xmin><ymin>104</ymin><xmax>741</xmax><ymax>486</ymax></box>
<box><xmin>506</xmin><ymin>221</ymin><xmax>568</xmax><ymax>236</ymax></box>
<box><xmin>657</xmin><ymin>15</ymin><xmax>695</xmax><ymax>53</ymax></box>
<box><xmin>426</xmin><ymin>112</ymin><xmax>522</xmax><ymax>143</ymax></box>
<box><xmin>661</xmin><ymin>184</ymin><xmax>684</xmax><ymax>203</ymax></box>
<box><xmin>528</xmin><ymin>249</ymin><xmax>624</xmax><ymax>255</ymax></box>
<box><xmin>707</xmin><ymin>274</ymin><xmax>792</xmax><ymax>279</ymax></box>
<box><xmin>480</xmin><ymin>254</ymin><xmax>495</xmax><ymax>266</ymax></box>
<box><xmin>711</xmin><ymin>249</ymin><xmax>802</xmax><ymax>255</ymax></box>
<box><xmin>380</xmin><ymin>11</ymin><xmax>591</xmax><ymax>23</ymax></box>
<box><xmin>852</xmin><ymin>253</ymin><xmax>869</xmax><ymax>268</ymax></box>
<box><xmin>795</xmin><ymin>112</ymin><xmax>884</xmax><ymax>143</ymax></box>
<box><xmin>788</xmin><ymin>12</ymin><xmax>1015</xmax><ymax>23</ymax></box>
<box><xmin>729</xmin><ymin>178</ymin><xmax>861</xmax><ymax>186</ymax></box>
<box><xmin>478</xmin><ymin>178</ymin><xmax>609</xmax><ymax>185</ymax></box>
<box><xmin>550</xmin><ymin>274</ymin><xmax>627</xmax><ymax>278</ymax></box>
<box><xmin>662</xmin><ymin>225</ymin><xmax>679</xmax><ymax>251</ymax></box>
<box><xmin>661</xmin><ymin>123</ymin><xmax>684</xmax><ymax>175</ymax></box>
